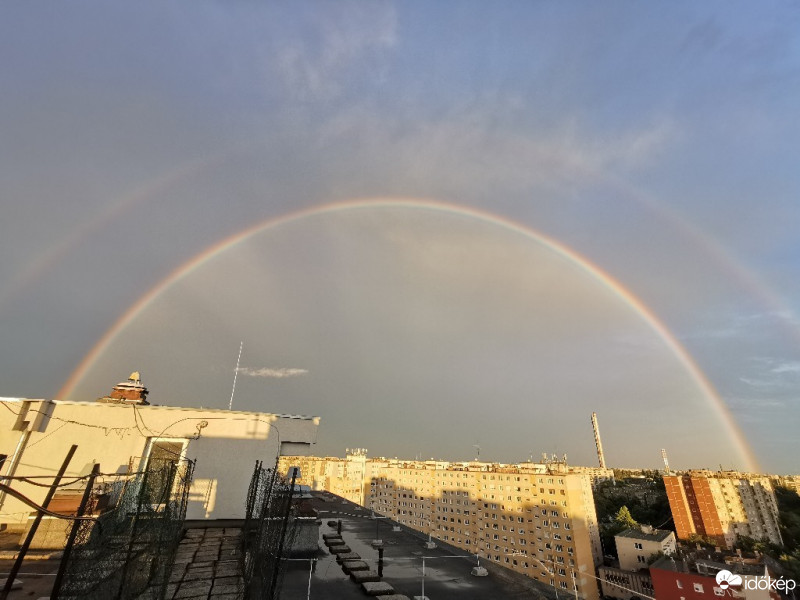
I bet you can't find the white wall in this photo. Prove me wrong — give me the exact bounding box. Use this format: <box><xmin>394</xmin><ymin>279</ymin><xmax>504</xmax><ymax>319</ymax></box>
<box><xmin>0</xmin><ymin>399</ymin><xmax>320</xmax><ymax>524</ymax></box>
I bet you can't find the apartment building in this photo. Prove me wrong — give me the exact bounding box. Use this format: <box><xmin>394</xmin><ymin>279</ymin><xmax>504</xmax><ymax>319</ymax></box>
<box><xmin>615</xmin><ymin>526</ymin><xmax>676</xmax><ymax>571</ymax></box>
<box><xmin>280</xmin><ymin>454</ymin><xmax>603</xmax><ymax>600</ymax></box>
<box><xmin>597</xmin><ymin>526</ymin><xmax>675</xmax><ymax>600</ymax></box>
<box><xmin>282</xmin><ymin>449</ymin><xmax>369</xmax><ymax>504</ymax></box>
<box><xmin>664</xmin><ymin>471</ymin><xmax>782</xmax><ymax>549</ymax></box>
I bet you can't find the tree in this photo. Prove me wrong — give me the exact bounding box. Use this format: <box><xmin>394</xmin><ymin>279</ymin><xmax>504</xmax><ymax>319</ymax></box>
<box><xmin>600</xmin><ymin>506</ymin><xmax>640</xmax><ymax>559</ymax></box>
<box><xmin>614</xmin><ymin>506</ymin><xmax>639</xmax><ymax>530</ymax></box>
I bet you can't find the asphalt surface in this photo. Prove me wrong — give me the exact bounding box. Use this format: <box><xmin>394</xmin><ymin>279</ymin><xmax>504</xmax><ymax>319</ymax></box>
<box><xmin>0</xmin><ymin>555</ymin><xmax>61</xmax><ymax>600</ymax></box>
<box><xmin>279</xmin><ymin>492</ymin><xmax>551</xmax><ymax>600</ymax></box>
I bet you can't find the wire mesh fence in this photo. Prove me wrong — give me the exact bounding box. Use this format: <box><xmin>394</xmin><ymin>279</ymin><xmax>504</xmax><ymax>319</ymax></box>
<box><xmin>240</xmin><ymin>459</ymin><xmax>299</xmax><ymax>600</ymax></box>
<box><xmin>55</xmin><ymin>457</ymin><xmax>194</xmax><ymax>600</ymax></box>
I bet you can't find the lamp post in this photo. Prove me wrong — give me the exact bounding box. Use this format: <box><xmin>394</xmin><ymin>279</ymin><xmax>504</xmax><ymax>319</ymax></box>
<box><xmin>419</xmin><ymin>554</ymin><xmax>477</xmax><ymax>600</ymax></box>
<box><xmin>370</xmin><ymin>509</ymin><xmax>389</xmax><ymax>547</ymax></box>
<box><xmin>380</xmin><ymin>553</ymin><xmax>477</xmax><ymax>600</ymax></box>
<box><xmin>423</xmin><ymin>518</ymin><xmax>437</xmax><ymax>550</ymax></box>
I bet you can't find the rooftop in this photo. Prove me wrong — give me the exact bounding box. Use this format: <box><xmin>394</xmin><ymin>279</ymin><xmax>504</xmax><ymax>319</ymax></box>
<box><xmin>0</xmin><ymin>396</ymin><xmax>320</xmax><ymax>421</ymax></box>
<box><xmin>278</xmin><ymin>491</ymin><xmax>559</xmax><ymax>599</ymax></box>
<box><xmin>650</xmin><ymin>554</ymin><xmax>765</xmax><ymax>578</ymax></box>
<box><xmin>616</xmin><ymin>527</ymin><xmax>674</xmax><ymax>543</ymax></box>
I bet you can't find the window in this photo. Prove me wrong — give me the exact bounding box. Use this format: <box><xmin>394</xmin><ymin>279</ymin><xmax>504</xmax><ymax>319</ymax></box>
<box><xmin>634</xmin><ymin>542</ymin><xmax>643</xmax><ymax>550</ymax></box>
<box><xmin>694</xmin><ymin>583</ymin><xmax>704</xmax><ymax>593</ymax></box>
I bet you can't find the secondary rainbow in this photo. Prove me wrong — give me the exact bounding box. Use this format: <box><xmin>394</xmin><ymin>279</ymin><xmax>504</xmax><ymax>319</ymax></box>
<box><xmin>57</xmin><ymin>197</ymin><xmax>759</xmax><ymax>472</ymax></box>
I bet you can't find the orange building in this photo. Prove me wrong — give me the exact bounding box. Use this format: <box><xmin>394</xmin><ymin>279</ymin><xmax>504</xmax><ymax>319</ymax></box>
<box><xmin>664</xmin><ymin>472</ymin><xmax>782</xmax><ymax>549</ymax></box>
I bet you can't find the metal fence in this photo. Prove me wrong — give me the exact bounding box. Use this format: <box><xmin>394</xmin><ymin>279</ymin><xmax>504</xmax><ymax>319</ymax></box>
<box><xmin>55</xmin><ymin>457</ymin><xmax>194</xmax><ymax>600</ymax></box>
<box><xmin>240</xmin><ymin>459</ymin><xmax>299</xmax><ymax>600</ymax></box>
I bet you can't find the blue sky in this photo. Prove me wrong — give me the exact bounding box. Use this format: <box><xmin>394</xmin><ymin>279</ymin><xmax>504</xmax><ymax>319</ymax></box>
<box><xmin>1</xmin><ymin>2</ymin><xmax>799</xmax><ymax>473</ymax></box>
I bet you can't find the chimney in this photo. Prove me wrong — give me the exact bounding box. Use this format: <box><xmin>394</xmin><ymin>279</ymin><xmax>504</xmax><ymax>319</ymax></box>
<box><xmin>591</xmin><ymin>412</ymin><xmax>607</xmax><ymax>469</ymax></box>
<box><xmin>97</xmin><ymin>372</ymin><xmax>150</xmax><ymax>405</ymax></box>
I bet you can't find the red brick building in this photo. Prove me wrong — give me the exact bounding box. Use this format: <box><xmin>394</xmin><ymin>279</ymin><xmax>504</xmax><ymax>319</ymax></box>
<box><xmin>650</xmin><ymin>555</ymin><xmax>778</xmax><ymax>600</ymax></box>
<box><xmin>664</xmin><ymin>473</ymin><xmax>782</xmax><ymax>549</ymax></box>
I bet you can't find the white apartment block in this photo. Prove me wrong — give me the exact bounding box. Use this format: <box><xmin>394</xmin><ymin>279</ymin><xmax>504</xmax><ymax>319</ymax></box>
<box><xmin>281</xmin><ymin>455</ymin><xmax>604</xmax><ymax>600</ymax></box>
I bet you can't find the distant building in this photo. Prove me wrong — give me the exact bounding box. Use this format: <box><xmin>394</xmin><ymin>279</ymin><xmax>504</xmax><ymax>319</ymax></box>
<box><xmin>0</xmin><ymin>392</ymin><xmax>320</xmax><ymax>528</ymax></box>
<box><xmin>280</xmin><ymin>453</ymin><xmax>604</xmax><ymax>600</ymax></box>
<box><xmin>282</xmin><ymin>450</ymin><xmax>370</xmax><ymax>505</ymax></box>
<box><xmin>650</xmin><ymin>554</ymin><xmax>778</xmax><ymax>600</ymax></box>
<box><xmin>664</xmin><ymin>472</ymin><xmax>782</xmax><ymax>548</ymax></box>
<box><xmin>597</xmin><ymin>565</ymin><xmax>655</xmax><ymax>600</ymax></box>
<box><xmin>569</xmin><ymin>465</ymin><xmax>615</xmax><ymax>489</ymax></box>
<box><xmin>597</xmin><ymin>526</ymin><xmax>675</xmax><ymax>600</ymax></box>
<box><xmin>771</xmin><ymin>474</ymin><xmax>800</xmax><ymax>495</ymax></box>
<box><xmin>615</xmin><ymin>525</ymin><xmax>676</xmax><ymax>571</ymax></box>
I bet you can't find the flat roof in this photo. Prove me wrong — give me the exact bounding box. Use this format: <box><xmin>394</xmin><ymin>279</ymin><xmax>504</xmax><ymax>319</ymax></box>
<box><xmin>616</xmin><ymin>528</ymin><xmax>674</xmax><ymax>543</ymax></box>
<box><xmin>0</xmin><ymin>397</ymin><xmax>320</xmax><ymax>421</ymax></box>
<box><xmin>650</xmin><ymin>556</ymin><xmax>763</xmax><ymax>577</ymax></box>
<box><xmin>278</xmin><ymin>492</ymin><xmax>562</xmax><ymax>600</ymax></box>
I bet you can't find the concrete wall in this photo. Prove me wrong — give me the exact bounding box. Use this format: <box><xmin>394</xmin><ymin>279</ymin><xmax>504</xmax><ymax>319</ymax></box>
<box><xmin>0</xmin><ymin>398</ymin><xmax>319</xmax><ymax>525</ymax></box>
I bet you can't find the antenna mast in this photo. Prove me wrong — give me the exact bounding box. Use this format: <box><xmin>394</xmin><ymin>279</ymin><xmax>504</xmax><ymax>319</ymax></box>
<box><xmin>229</xmin><ymin>341</ymin><xmax>243</xmax><ymax>411</ymax></box>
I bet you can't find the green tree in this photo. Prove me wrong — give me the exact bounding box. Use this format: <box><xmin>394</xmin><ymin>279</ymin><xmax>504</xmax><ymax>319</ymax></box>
<box><xmin>600</xmin><ymin>506</ymin><xmax>640</xmax><ymax>559</ymax></box>
<box><xmin>615</xmin><ymin>506</ymin><xmax>639</xmax><ymax>530</ymax></box>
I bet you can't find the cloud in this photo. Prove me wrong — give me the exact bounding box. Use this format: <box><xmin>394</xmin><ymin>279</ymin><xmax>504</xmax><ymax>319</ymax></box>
<box><xmin>771</xmin><ymin>361</ymin><xmax>800</xmax><ymax>374</ymax></box>
<box><xmin>237</xmin><ymin>367</ymin><xmax>309</xmax><ymax>379</ymax></box>
<box><xmin>271</xmin><ymin>3</ymin><xmax>397</xmax><ymax>102</ymax></box>
<box><xmin>748</xmin><ymin>356</ymin><xmax>800</xmax><ymax>375</ymax></box>
<box><xmin>316</xmin><ymin>102</ymin><xmax>678</xmax><ymax>199</ymax></box>
<box><xmin>726</xmin><ymin>396</ymin><xmax>786</xmax><ymax>410</ymax></box>
<box><xmin>738</xmin><ymin>376</ymin><xmax>775</xmax><ymax>389</ymax></box>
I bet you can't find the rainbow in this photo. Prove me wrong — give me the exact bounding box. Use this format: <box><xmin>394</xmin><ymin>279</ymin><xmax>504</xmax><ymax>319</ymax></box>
<box><xmin>57</xmin><ymin>197</ymin><xmax>760</xmax><ymax>471</ymax></box>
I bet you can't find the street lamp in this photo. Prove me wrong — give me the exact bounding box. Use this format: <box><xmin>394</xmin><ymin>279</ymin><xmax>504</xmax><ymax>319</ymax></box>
<box><xmin>418</xmin><ymin>554</ymin><xmax>479</xmax><ymax>600</ymax></box>
<box><xmin>370</xmin><ymin>509</ymin><xmax>389</xmax><ymax>547</ymax></box>
<box><xmin>382</xmin><ymin>554</ymin><xmax>479</xmax><ymax>600</ymax></box>
<box><xmin>423</xmin><ymin>518</ymin><xmax>437</xmax><ymax>550</ymax></box>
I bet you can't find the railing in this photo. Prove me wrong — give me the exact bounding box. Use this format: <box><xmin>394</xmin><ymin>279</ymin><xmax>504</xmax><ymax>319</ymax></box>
<box><xmin>54</xmin><ymin>457</ymin><xmax>195</xmax><ymax>600</ymax></box>
<box><xmin>240</xmin><ymin>459</ymin><xmax>299</xmax><ymax>600</ymax></box>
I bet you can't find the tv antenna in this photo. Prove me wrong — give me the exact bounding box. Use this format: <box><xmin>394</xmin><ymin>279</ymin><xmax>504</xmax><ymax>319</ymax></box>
<box><xmin>229</xmin><ymin>341</ymin><xmax>243</xmax><ymax>411</ymax></box>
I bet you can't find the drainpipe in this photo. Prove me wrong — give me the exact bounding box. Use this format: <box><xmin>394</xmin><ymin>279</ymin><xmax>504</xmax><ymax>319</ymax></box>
<box><xmin>0</xmin><ymin>430</ymin><xmax>31</xmax><ymax>512</ymax></box>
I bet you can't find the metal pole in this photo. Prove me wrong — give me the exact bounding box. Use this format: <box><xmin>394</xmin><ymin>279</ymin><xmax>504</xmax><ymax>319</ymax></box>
<box><xmin>2</xmin><ymin>444</ymin><xmax>77</xmax><ymax>600</ymax></box>
<box><xmin>421</xmin><ymin>556</ymin><xmax>425</xmax><ymax>600</ymax></box>
<box><xmin>305</xmin><ymin>559</ymin><xmax>313</xmax><ymax>600</ymax></box>
<box><xmin>50</xmin><ymin>463</ymin><xmax>99</xmax><ymax>599</ymax></box>
<box><xmin>229</xmin><ymin>341</ymin><xmax>243</xmax><ymax>411</ymax></box>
